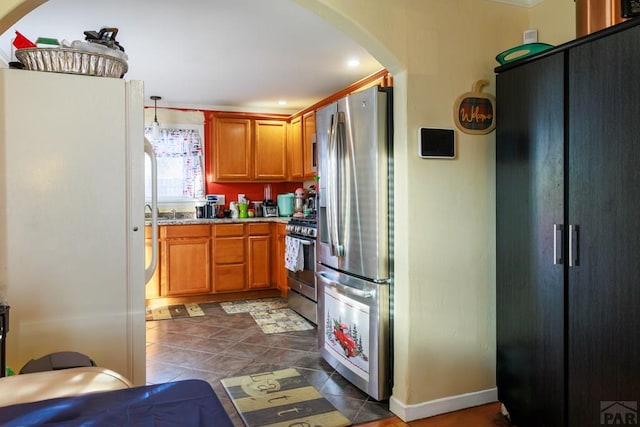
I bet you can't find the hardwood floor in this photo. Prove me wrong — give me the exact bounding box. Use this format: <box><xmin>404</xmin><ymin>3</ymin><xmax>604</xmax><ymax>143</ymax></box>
<box><xmin>357</xmin><ymin>402</ymin><xmax>513</xmax><ymax>427</ymax></box>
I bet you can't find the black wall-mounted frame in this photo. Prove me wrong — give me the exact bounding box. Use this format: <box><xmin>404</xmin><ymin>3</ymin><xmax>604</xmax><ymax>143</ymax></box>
<box><xmin>418</xmin><ymin>128</ymin><xmax>455</xmax><ymax>159</ymax></box>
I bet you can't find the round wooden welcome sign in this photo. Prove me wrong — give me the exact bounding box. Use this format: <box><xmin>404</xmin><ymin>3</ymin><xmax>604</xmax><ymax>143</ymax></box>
<box><xmin>453</xmin><ymin>80</ymin><xmax>496</xmax><ymax>135</ymax></box>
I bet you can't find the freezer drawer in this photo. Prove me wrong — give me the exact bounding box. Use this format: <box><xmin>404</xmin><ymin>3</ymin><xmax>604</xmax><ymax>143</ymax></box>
<box><xmin>316</xmin><ymin>263</ymin><xmax>390</xmax><ymax>400</ymax></box>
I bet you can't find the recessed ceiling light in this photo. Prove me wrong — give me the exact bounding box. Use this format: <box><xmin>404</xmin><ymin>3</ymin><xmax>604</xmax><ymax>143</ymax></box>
<box><xmin>278</xmin><ymin>100</ymin><xmax>287</xmax><ymax>105</ymax></box>
<box><xmin>347</xmin><ymin>58</ymin><xmax>360</xmax><ymax>68</ymax></box>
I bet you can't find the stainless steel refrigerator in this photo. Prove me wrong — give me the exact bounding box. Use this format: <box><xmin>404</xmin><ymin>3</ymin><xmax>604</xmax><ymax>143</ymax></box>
<box><xmin>316</xmin><ymin>85</ymin><xmax>392</xmax><ymax>400</ymax></box>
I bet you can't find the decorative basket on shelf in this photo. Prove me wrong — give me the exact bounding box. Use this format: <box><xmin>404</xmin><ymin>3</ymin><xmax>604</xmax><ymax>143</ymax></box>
<box><xmin>15</xmin><ymin>47</ymin><xmax>128</xmax><ymax>78</ymax></box>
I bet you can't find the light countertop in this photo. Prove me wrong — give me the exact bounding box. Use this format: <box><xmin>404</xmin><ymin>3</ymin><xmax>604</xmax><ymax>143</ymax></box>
<box><xmin>144</xmin><ymin>217</ymin><xmax>290</xmax><ymax>226</ymax></box>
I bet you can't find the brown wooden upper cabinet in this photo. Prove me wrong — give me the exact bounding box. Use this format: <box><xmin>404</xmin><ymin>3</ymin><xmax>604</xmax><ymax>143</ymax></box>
<box><xmin>210</xmin><ymin>112</ymin><xmax>288</xmax><ymax>182</ymax></box>
<box><xmin>288</xmin><ymin>116</ymin><xmax>303</xmax><ymax>180</ymax></box>
<box><xmin>302</xmin><ymin>111</ymin><xmax>316</xmax><ymax>179</ymax></box>
<box><xmin>254</xmin><ymin>120</ymin><xmax>287</xmax><ymax>181</ymax></box>
<box><xmin>287</xmin><ymin>112</ymin><xmax>316</xmax><ymax>181</ymax></box>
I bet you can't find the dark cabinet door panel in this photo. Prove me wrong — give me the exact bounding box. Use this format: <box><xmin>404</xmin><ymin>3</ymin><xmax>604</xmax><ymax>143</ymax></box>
<box><xmin>567</xmin><ymin>26</ymin><xmax>640</xmax><ymax>427</ymax></box>
<box><xmin>496</xmin><ymin>52</ymin><xmax>566</xmax><ymax>427</ymax></box>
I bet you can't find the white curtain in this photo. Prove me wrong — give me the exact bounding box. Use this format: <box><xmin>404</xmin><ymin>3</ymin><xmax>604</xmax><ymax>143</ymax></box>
<box><xmin>144</xmin><ymin>127</ymin><xmax>205</xmax><ymax>200</ymax></box>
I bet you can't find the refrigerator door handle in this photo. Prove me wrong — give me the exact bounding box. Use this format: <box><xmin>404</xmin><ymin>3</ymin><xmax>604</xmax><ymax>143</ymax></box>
<box><xmin>326</xmin><ymin>112</ymin><xmax>342</xmax><ymax>257</ymax></box>
<box><xmin>317</xmin><ymin>271</ymin><xmax>374</xmax><ymax>299</ymax></box>
<box><xmin>569</xmin><ymin>224</ymin><xmax>579</xmax><ymax>267</ymax></box>
<box><xmin>334</xmin><ymin>111</ymin><xmax>347</xmax><ymax>257</ymax></box>
<box><xmin>144</xmin><ymin>138</ymin><xmax>159</xmax><ymax>283</ymax></box>
<box><xmin>553</xmin><ymin>224</ymin><xmax>564</xmax><ymax>265</ymax></box>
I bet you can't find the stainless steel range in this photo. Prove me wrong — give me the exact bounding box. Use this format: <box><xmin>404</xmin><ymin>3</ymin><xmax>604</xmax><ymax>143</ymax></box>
<box><xmin>285</xmin><ymin>216</ymin><xmax>317</xmax><ymax>324</ymax></box>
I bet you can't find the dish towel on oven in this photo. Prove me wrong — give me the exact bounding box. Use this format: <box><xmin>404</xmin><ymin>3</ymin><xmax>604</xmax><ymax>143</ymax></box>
<box><xmin>285</xmin><ymin>236</ymin><xmax>304</xmax><ymax>272</ymax></box>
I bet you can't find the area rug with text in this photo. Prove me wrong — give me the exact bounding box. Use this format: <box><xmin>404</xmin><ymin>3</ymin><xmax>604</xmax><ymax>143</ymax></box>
<box><xmin>249</xmin><ymin>308</ymin><xmax>315</xmax><ymax>334</ymax></box>
<box><xmin>145</xmin><ymin>303</ymin><xmax>205</xmax><ymax>321</ymax></box>
<box><xmin>221</xmin><ymin>368</ymin><xmax>351</xmax><ymax>427</ymax></box>
<box><xmin>219</xmin><ymin>297</ymin><xmax>288</xmax><ymax>314</ymax></box>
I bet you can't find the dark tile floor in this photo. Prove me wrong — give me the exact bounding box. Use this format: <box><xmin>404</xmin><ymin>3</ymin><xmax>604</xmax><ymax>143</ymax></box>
<box><xmin>146</xmin><ymin>301</ymin><xmax>394</xmax><ymax>426</ymax></box>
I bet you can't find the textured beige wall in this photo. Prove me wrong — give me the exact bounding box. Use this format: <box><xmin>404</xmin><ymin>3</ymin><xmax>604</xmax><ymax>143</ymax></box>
<box><xmin>0</xmin><ymin>0</ymin><xmax>574</xmax><ymax>413</ymax></box>
<box><xmin>298</xmin><ymin>0</ymin><xmax>527</xmax><ymax>406</ymax></box>
<box><xmin>529</xmin><ymin>0</ymin><xmax>576</xmax><ymax>46</ymax></box>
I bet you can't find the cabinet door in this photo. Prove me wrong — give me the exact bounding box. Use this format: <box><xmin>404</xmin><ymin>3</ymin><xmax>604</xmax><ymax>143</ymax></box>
<box><xmin>288</xmin><ymin>116</ymin><xmax>303</xmax><ymax>180</ymax></box>
<box><xmin>302</xmin><ymin>111</ymin><xmax>316</xmax><ymax>179</ymax></box>
<box><xmin>567</xmin><ymin>27</ymin><xmax>640</xmax><ymax>426</ymax></box>
<box><xmin>211</xmin><ymin>115</ymin><xmax>252</xmax><ymax>181</ymax></box>
<box><xmin>276</xmin><ymin>223</ymin><xmax>288</xmax><ymax>296</ymax></box>
<box><xmin>254</xmin><ymin>120</ymin><xmax>287</xmax><ymax>181</ymax></box>
<box><xmin>496</xmin><ymin>52</ymin><xmax>565</xmax><ymax>427</ymax></box>
<box><xmin>161</xmin><ymin>237</ymin><xmax>211</xmax><ymax>297</ymax></box>
<box><xmin>248</xmin><ymin>235</ymin><xmax>271</xmax><ymax>289</ymax></box>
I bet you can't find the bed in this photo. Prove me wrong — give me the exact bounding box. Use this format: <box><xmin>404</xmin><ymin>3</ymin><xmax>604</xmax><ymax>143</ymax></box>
<box><xmin>0</xmin><ymin>372</ymin><xmax>233</xmax><ymax>426</ymax></box>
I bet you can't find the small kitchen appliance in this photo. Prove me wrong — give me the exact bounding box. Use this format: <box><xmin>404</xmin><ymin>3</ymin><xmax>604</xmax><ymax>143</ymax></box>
<box><xmin>205</xmin><ymin>194</ymin><xmax>218</xmax><ymax>218</ymax></box>
<box><xmin>293</xmin><ymin>187</ymin><xmax>307</xmax><ymax>217</ymax></box>
<box><xmin>263</xmin><ymin>184</ymin><xmax>278</xmax><ymax>217</ymax></box>
<box><xmin>252</xmin><ymin>201</ymin><xmax>263</xmax><ymax>217</ymax></box>
<box><xmin>277</xmin><ymin>193</ymin><xmax>294</xmax><ymax>217</ymax></box>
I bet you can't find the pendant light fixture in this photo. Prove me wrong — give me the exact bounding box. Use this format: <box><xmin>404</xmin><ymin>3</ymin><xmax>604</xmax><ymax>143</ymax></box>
<box><xmin>150</xmin><ymin>95</ymin><xmax>161</xmax><ymax>139</ymax></box>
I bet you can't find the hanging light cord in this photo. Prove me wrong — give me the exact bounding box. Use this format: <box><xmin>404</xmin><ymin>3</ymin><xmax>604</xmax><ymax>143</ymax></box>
<box><xmin>151</xmin><ymin>95</ymin><xmax>161</xmax><ymax>125</ymax></box>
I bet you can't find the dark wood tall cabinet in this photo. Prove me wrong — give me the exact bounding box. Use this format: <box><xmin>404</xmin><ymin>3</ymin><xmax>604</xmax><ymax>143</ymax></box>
<box><xmin>496</xmin><ymin>21</ymin><xmax>640</xmax><ymax>427</ymax></box>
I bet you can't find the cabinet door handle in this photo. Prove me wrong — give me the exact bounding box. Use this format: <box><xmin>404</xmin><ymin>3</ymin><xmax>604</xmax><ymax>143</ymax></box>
<box><xmin>553</xmin><ymin>224</ymin><xmax>564</xmax><ymax>265</ymax></box>
<box><xmin>569</xmin><ymin>224</ymin><xmax>579</xmax><ymax>267</ymax></box>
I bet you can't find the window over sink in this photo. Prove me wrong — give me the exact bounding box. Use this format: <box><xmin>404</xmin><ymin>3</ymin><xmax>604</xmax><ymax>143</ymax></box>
<box><xmin>144</xmin><ymin>124</ymin><xmax>205</xmax><ymax>204</ymax></box>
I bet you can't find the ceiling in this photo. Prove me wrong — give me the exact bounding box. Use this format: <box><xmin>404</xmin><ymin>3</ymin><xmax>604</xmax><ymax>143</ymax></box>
<box><xmin>0</xmin><ymin>0</ymin><xmax>539</xmax><ymax>114</ymax></box>
<box><xmin>0</xmin><ymin>0</ymin><xmax>383</xmax><ymax>114</ymax></box>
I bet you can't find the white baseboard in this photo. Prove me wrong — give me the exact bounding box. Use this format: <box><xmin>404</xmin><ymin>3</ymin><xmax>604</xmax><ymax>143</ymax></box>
<box><xmin>389</xmin><ymin>387</ymin><xmax>498</xmax><ymax>422</ymax></box>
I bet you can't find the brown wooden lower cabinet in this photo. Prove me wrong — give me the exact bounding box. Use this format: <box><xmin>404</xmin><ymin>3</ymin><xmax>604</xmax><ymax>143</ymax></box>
<box><xmin>247</xmin><ymin>223</ymin><xmax>271</xmax><ymax>289</ymax></box>
<box><xmin>273</xmin><ymin>223</ymin><xmax>288</xmax><ymax>297</ymax></box>
<box><xmin>160</xmin><ymin>225</ymin><xmax>211</xmax><ymax>297</ymax></box>
<box><xmin>213</xmin><ymin>223</ymin><xmax>246</xmax><ymax>292</ymax></box>
<box><xmin>146</xmin><ymin>222</ymin><xmax>284</xmax><ymax>302</ymax></box>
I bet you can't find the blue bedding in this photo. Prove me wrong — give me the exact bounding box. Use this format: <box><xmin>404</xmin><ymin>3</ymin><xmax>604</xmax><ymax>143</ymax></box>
<box><xmin>0</xmin><ymin>379</ymin><xmax>234</xmax><ymax>426</ymax></box>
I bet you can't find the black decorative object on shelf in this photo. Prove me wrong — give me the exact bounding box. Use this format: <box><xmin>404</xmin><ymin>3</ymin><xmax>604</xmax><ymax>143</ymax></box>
<box><xmin>622</xmin><ymin>0</ymin><xmax>640</xmax><ymax>18</ymax></box>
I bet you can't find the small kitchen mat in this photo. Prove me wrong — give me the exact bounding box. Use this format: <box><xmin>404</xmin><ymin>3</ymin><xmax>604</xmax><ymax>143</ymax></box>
<box><xmin>249</xmin><ymin>308</ymin><xmax>315</xmax><ymax>334</ymax></box>
<box><xmin>145</xmin><ymin>303</ymin><xmax>205</xmax><ymax>321</ymax></box>
<box><xmin>221</xmin><ymin>368</ymin><xmax>351</xmax><ymax>427</ymax></box>
<box><xmin>220</xmin><ymin>297</ymin><xmax>288</xmax><ymax>314</ymax></box>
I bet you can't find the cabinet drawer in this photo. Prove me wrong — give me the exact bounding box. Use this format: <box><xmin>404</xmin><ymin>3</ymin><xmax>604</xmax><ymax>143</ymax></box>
<box><xmin>214</xmin><ymin>224</ymin><xmax>244</xmax><ymax>237</ymax></box>
<box><xmin>214</xmin><ymin>237</ymin><xmax>244</xmax><ymax>263</ymax></box>
<box><xmin>247</xmin><ymin>222</ymin><xmax>270</xmax><ymax>236</ymax></box>
<box><xmin>162</xmin><ymin>224</ymin><xmax>210</xmax><ymax>239</ymax></box>
<box><xmin>213</xmin><ymin>264</ymin><xmax>246</xmax><ymax>292</ymax></box>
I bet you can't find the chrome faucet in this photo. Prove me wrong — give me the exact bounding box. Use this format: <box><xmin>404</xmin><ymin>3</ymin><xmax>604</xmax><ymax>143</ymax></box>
<box><xmin>145</xmin><ymin>204</ymin><xmax>159</xmax><ymax>218</ymax></box>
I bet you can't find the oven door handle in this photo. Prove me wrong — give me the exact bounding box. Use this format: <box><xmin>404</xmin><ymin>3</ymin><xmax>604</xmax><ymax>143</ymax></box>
<box><xmin>288</xmin><ymin>236</ymin><xmax>313</xmax><ymax>246</ymax></box>
<box><xmin>317</xmin><ymin>271</ymin><xmax>374</xmax><ymax>299</ymax></box>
